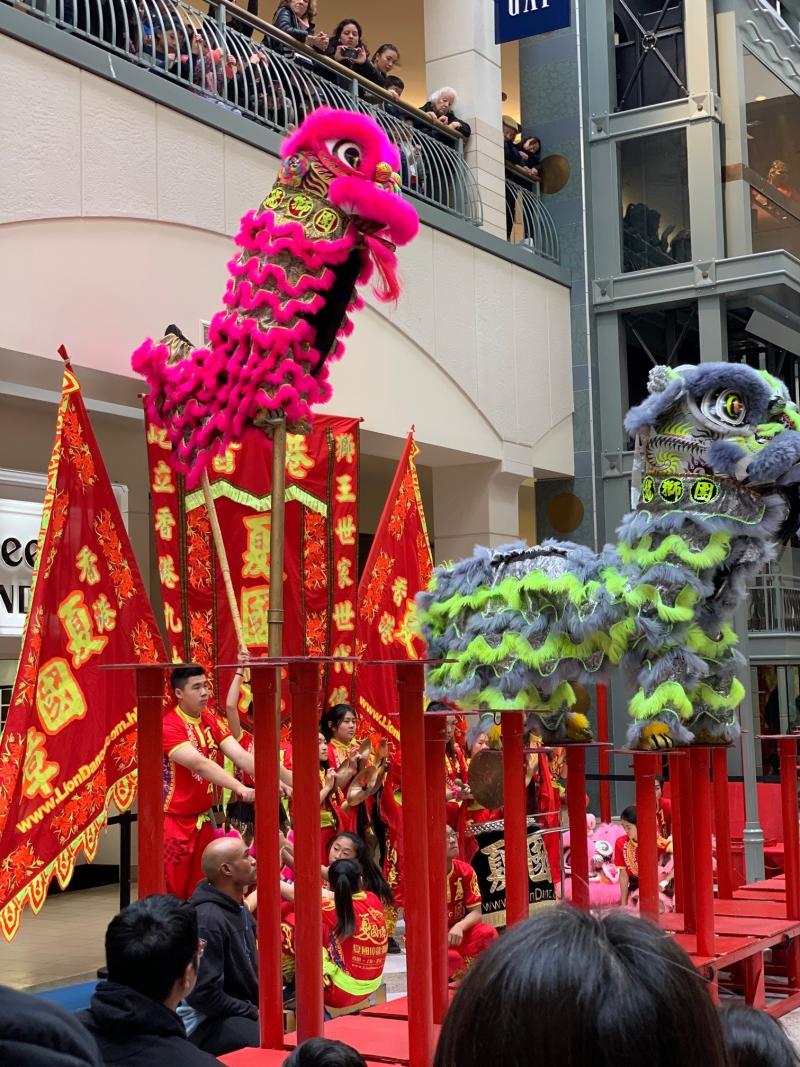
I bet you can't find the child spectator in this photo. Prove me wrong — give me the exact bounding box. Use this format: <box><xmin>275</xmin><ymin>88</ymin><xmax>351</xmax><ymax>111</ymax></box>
<box><xmin>614</xmin><ymin>805</ymin><xmax>638</xmax><ymax>907</ymax></box>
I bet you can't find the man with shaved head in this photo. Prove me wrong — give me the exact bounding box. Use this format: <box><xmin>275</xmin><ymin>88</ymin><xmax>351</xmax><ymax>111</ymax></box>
<box><xmin>179</xmin><ymin>836</ymin><xmax>260</xmax><ymax>1056</ymax></box>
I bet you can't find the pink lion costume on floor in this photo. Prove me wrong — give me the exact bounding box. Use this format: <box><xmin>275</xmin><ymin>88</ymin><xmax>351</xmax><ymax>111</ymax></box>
<box><xmin>132</xmin><ymin>107</ymin><xmax>419</xmax><ymax>483</ymax></box>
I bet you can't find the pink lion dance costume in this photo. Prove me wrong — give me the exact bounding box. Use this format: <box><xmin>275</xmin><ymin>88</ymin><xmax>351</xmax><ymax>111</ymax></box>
<box><xmin>132</xmin><ymin>108</ymin><xmax>419</xmax><ymax>482</ymax></box>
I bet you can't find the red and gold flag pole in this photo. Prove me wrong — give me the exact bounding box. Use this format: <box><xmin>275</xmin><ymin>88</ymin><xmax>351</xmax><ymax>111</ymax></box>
<box><xmin>200</xmin><ymin>470</ymin><xmax>248</xmax><ymax>653</ymax></box>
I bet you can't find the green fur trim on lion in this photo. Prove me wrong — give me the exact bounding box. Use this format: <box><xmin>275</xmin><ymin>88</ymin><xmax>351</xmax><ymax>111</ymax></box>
<box><xmin>685</xmin><ymin>624</ymin><xmax>738</xmax><ymax>659</ymax></box>
<box><xmin>618</xmin><ymin>532</ymin><xmax>731</xmax><ymax>570</ymax></box>
<box><xmin>630</xmin><ymin>682</ymin><xmax>694</xmax><ymax>722</ymax></box>
<box><xmin>466</xmin><ymin>681</ymin><xmax>577</xmax><ymax>713</ymax></box>
<box><xmin>688</xmin><ymin>677</ymin><xmax>745</xmax><ymax>710</ymax></box>
<box><xmin>621</xmin><ymin>582</ymin><xmax>697</xmax><ymax>623</ymax></box>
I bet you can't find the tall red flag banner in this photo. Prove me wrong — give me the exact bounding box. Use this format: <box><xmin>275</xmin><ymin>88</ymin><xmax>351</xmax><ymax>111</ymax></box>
<box><xmin>0</xmin><ymin>366</ymin><xmax>165</xmax><ymax>941</ymax></box>
<box><xmin>355</xmin><ymin>433</ymin><xmax>432</xmax><ymax>746</ymax></box>
<box><xmin>145</xmin><ymin>417</ymin><xmax>360</xmax><ymax>711</ymax></box>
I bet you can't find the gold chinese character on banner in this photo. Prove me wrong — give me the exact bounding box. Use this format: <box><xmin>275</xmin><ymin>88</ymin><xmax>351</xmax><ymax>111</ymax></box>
<box><xmin>329</xmin><ymin>686</ymin><xmax>349</xmax><ymax>705</ymax></box>
<box><xmin>159</xmin><ymin>555</ymin><xmax>179</xmax><ymax>590</ymax></box>
<box><xmin>154</xmin><ymin>507</ymin><xmax>176</xmax><ymax>541</ymax></box>
<box><xmin>242</xmin><ymin>515</ymin><xmax>272</xmax><ymax>579</ymax></box>
<box><xmin>146</xmin><ymin>424</ymin><xmax>169</xmax><ymax>448</ymax></box>
<box><xmin>335</xmin><ymin>475</ymin><xmax>356</xmax><ymax>503</ymax></box>
<box><xmin>58</xmin><ymin>591</ymin><xmax>108</xmax><ymax>668</ymax></box>
<box><xmin>335</xmin><ymin>432</ymin><xmax>356</xmax><ymax>464</ymax></box>
<box><xmin>92</xmin><ymin>593</ymin><xmax>117</xmax><ymax>633</ymax></box>
<box><xmin>378</xmin><ymin>611</ymin><xmax>395</xmax><ymax>645</ymax></box>
<box><xmin>164</xmin><ymin>603</ymin><xmax>184</xmax><ymax>634</ymax></box>
<box><xmin>36</xmin><ymin>657</ymin><xmax>88</xmax><ymax>735</ymax></box>
<box><xmin>332</xmin><ymin>644</ymin><xmax>354</xmax><ymax>673</ymax></box>
<box><xmin>394</xmin><ymin>601</ymin><xmax>419</xmax><ymax>658</ymax></box>
<box><xmin>337</xmin><ymin>558</ymin><xmax>354</xmax><ymax>589</ymax></box>
<box><xmin>241</xmin><ymin>587</ymin><xmax>270</xmax><ymax>647</ymax></box>
<box><xmin>285</xmin><ymin>434</ymin><xmax>315</xmax><ymax>479</ymax></box>
<box><xmin>152</xmin><ymin>460</ymin><xmax>175</xmax><ymax>494</ymax></box>
<box><xmin>391</xmin><ymin>576</ymin><xmax>408</xmax><ymax>607</ymax></box>
<box><xmin>75</xmin><ymin>546</ymin><xmax>100</xmax><ymax>586</ymax></box>
<box><xmin>332</xmin><ymin>600</ymin><xmax>356</xmax><ymax>632</ymax></box>
<box><xmin>334</xmin><ymin>516</ymin><xmax>356</xmax><ymax>546</ymax></box>
<box><xmin>22</xmin><ymin>728</ymin><xmax>60</xmax><ymax>799</ymax></box>
<box><xmin>211</xmin><ymin>443</ymin><xmax>241</xmax><ymax>475</ymax></box>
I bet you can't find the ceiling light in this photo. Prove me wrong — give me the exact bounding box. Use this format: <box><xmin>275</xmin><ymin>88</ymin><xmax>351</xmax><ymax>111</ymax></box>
<box><xmin>755</xmin><ymin>94</ymin><xmax>767</xmax><ymax>101</ymax></box>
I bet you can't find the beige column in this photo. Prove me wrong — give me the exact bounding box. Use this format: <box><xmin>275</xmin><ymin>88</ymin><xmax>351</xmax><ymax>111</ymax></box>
<box><xmin>432</xmin><ymin>460</ymin><xmax>526</xmax><ymax>564</ymax></box>
<box><xmin>423</xmin><ymin>0</ymin><xmax>506</xmax><ymax>239</ymax></box>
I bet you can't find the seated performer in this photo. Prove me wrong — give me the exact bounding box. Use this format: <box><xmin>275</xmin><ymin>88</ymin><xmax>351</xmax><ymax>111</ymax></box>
<box><xmin>655</xmin><ymin>778</ymin><xmax>672</xmax><ymax>839</ymax></box>
<box><xmin>322</xmin><ymin>859</ymin><xmax>388</xmax><ymax>1011</ymax></box>
<box><xmin>614</xmin><ymin>805</ymin><xmax>638</xmax><ymax>907</ymax></box>
<box><xmin>163</xmin><ymin>664</ymin><xmax>256</xmax><ymax>899</ymax></box>
<box><xmin>446</xmin><ymin>826</ymin><xmax>497</xmax><ymax>979</ymax></box>
<box><xmin>322</xmin><ymin>704</ymin><xmax>361</xmax><ymax>832</ymax></box>
<box><xmin>182</xmin><ymin>836</ymin><xmax>260</xmax><ymax>1057</ymax></box>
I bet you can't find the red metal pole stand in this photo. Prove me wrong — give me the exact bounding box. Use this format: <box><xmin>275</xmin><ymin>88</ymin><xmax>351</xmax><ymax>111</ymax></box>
<box><xmin>289</xmin><ymin>661</ymin><xmax>324</xmax><ymax>1043</ymax></box>
<box><xmin>397</xmin><ymin>662</ymin><xmax>434</xmax><ymax>1067</ymax></box>
<box><xmin>668</xmin><ymin>753</ymin><xmax>684</xmax><ymax>916</ymax></box>
<box><xmin>690</xmin><ymin>748</ymin><xmax>715</xmax><ymax>958</ymax></box>
<box><xmin>424</xmin><ymin>710</ymin><xmax>448</xmax><ymax>1023</ymax></box>
<box><xmin>251</xmin><ymin>663</ymin><xmax>285</xmax><ymax>1050</ymax></box>
<box><xmin>596</xmin><ymin>685</ymin><xmax>612</xmax><ymax>825</ymax></box>
<box><xmin>779</xmin><ymin>738</ymin><xmax>800</xmax><ymax>920</ymax></box>
<box><xmin>136</xmin><ymin>665</ymin><xmax>165</xmax><ymax>897</ymax></box>
<box><xmin>712</xmin><ymin>748</ymin><xmax>734</xmax><ymax>900</ymax></box>
<box><xmin>675</xmin><ymin>753</ymin><xmax>696</xmax><ymax>933</ymax></box>
<box><xmin>634</xmin><ymin>752</ymin><xmax>659</xmax><ymax>922</ymax></box>
<box><xmin>503</xmin><ymin>713</ymin><xmax>529</xmax><ymax>927</ymax></box>
<box><xmin>565</xmin><ymin>746</ymin><xmax>589</xmax><ymax>910</ymax></box>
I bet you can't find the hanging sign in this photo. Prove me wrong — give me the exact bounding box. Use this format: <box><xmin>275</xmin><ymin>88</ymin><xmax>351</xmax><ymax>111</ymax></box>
<box><xmin>495</xmin><ymin>0</ymin><xmax>571</xmax><ymax>43</ymax></box>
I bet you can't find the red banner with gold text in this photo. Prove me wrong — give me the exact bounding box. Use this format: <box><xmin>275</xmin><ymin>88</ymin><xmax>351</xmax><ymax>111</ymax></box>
<box><xmin>145</xmin><ymin>417</ymin><xmax>360</xmax><ymax>716</ymax></box>
<box><xmin>0</xmin><ymin>366</ymin><xmax>165</xmax><ymax>941</ymax></box>
<box><xmin>355</xmin><ymin>433</ymin><xmax>432</xmax><ymax>753</ymax></box>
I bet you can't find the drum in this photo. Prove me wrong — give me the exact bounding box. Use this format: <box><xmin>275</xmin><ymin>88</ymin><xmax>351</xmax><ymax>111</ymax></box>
<box><xmin>466</xmin><ymin>816</ymin><xmax>557</xmax><ymax>927</ymax></box>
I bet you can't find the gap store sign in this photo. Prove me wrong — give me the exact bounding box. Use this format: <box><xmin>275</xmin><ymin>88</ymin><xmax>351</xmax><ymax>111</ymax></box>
<box><xmin>495</xmin><ymin>0</ymin><xmax>571</xmax><ymax>43</ymax></box>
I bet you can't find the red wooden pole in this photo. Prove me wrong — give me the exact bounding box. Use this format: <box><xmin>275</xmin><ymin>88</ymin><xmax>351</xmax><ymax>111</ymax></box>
<box><xmin>779</xmin><ymin>738</ymin><xmax>800</xmax><ymax>920</ymax></box>
<box><xmin>136</xmin><ymin>665</ymin><xmax>165</xmax><ymax>897</ymax></box>
<box><xmin>503</xmin><ymin>712</ymin><xmax>528</xmax><ymax>927</ymax></box>
<box><xmin>712</xmin><ymin>748</ymin><xmax>734</xmax><ymax>900</ymax></box>
<box><xmin>289</xmin><ymin>661</ymin><xmax>323</xmax><ymax>1042</ymax></box>
<box><xmin>690</xmin><ymin>748</ymin><xmax>715</xmax><ymax>957</ymax></box>
<box><xmin>669</xmin><ymin>753</ymin><xmax>684</xmax><ymax>916</ymax></box>
<box><xmin>397</xmin><ymin>662</ymin><xmax>434</xmax><ymax>1067</ymax></box>
<box><xmin>634</xmin><ymin>753</ymin><xmax>659</xmax><ymax>922</ymax></box>
<box><xmin>565</xmin><ymin>746</ymin><xmax>589</xmax><ymax>910</ymax></box>
<box><xmin>676</xmin><ymin>753</ymin><xmax>696</xmax><ymax>933</ymax></box>
<box><xmin>252</xmin><ymin>662</ymin><xmax>284</xmax><ymax>1050</ymax></box>
<box><xmin>596</xmin><ymin>685</ymin><xmax>612</xmax><ymax>825</ymax></box>
<box><xmin>424</xmin><ymin>710</ymin><xmax>448</xmax><ymax>1022</ymax></box>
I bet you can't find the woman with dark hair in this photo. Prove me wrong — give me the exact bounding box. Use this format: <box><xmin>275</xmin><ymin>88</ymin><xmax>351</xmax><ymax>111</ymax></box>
<box><xmin>719</xmin><ymin>1004</ymin><xmax>798</xmax><ymax>1066</ymax></box>
<box><xmin>614</xmin><ymin>805</ymin><xmax>638</xmax><ymax>907</ymax></box>
<box><xmin>322</xmin><ymin>860</ymin><xmax>388</xmax><ymax>1011</ymax></box>
<box><xmin>283</xmin><ymin>1038</ymin><xmax>367</xmax><ymax>1067</ymax></box>
<box><xmin>364</xmin><ymin>43</ymin><xmax>400</xmax><ymax>88</ymax></box>
<box><xmin>326</xmin><ymin>832</ymin><xmax>394</xmax><ymax>909</ymax></box>
<box><xmin>325</xmin><ymin>19</ymin><xmax>378</xmax><ymax>81</ymax></box>
<box><xmin>434</xmin><ymin>907</ymin><xmax>730</xmax><ymax>1067</ymax></box>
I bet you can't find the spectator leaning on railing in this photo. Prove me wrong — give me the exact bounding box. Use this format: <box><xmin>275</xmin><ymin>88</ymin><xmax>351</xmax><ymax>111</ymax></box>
<box><xmin>271</xmin><ymin>0</ymin><xmax>328</xmax><ymax>53</ymax></box>
<box><xmin>421</xmin><ymin>87</ymin><xmax>471</xmax><ymax>140</ymax></box>
<box><xmin>365</xmin><ymin>43</ymin><xmax>400</xmax><ymax>89</ymax></box>
<box><xmin>325</xmin><ymin>19</ymin><xmax>379</xmax><ymax>81</ymax></box>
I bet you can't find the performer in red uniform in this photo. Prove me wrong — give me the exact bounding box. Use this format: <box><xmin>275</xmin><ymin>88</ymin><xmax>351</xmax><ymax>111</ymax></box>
<box><xmin>322</xmin><ymin>704</ymin><xmax>361</xmax><ymax>833</ymax></box>
<box><xmin>441</xmin><ymin>709</ymin><xmax>469</xmax><ymax>830</ymax></box>
<box><xmin>655</xmin><ymin>779</ymin><xmax>672</xmax><ymax>839</ymax></box>
<box><xmin>445</xmin><ymin>826</ymin><xmax>497</xmax><ymax>979</ymax></box>
<box><xmin>163</xmin><ymin>664</ymin><xmax>256</xmax><ymax>899</ymax></box>
<box><xmin>613</xmin><ymin>806</ymin><xmax>639</xmax><ymax>907</ymax></box>
<box><xmin>322</xmin><ymin>858</ymin><xmax>388</xmax><ymax>1010</ymax></box>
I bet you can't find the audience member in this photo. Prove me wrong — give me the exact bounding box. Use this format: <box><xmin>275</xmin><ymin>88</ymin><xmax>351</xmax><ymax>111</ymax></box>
<box><xmin>322</xmin><ymin>859</ymin><xmax>388</xmax><ymax>1010</ymax></box>
<box><xmin>655</xmin><ymin>777</ymin><xmax>672</xmax><ymax>838</ymax></box>
<box><xmin>520</xmin><ymin>133</ymin><xmax>542</xmax><ymax>178</ymax></box>
<box><xmin>325</xmin><ymin>19</ymin><xmax>378</xmax><ymax>81</ymax></box>
<box><xmin>283</xmin><ymin>1038</ymin><xmax>368</xmax><ymax>1066</ymax></box>
<box><xmin>181</xmin><ymin>837</ymin><xmax>260</xmax><ymax>1056</ymax></box>
<box><xmin>445</xmin><ymin>826</ymin><xmax>497</xmax><ymax>979</ymax></box>
<box><xmin>434</xmin><ymin>907</ymin><xmax>730</xmax><ymax>1067</ymax></box>
<box><xmin>365</xmin><ymin>43</ymin><xmax>400</xmax><ymax>88</ymax></box>
<box><xmin>0</xmin><ymin>983</ymin><xmax>103</xmax><ymax>1066</ymax></box>
<box><xmin>385</xmin><ymin>74</ymin><xmax>404</xmax><ymax>100</ymax></box>
<box><xmin>79</xmin><ymin>895</ymin><xmax>220</xmax><ymax>1066</ymax></box>
<box><xmin>421</xmin><ymin>87</ymin><xmax>471</xmax><ymax>139</ymax></box>
<box><xmin>271</xmin><ymin>0</ymin><xmax>328</xmax><ymax>52</ymax></box>
<box><xmin>614</xmin><ymin>805</ymin><xmax>638</xmax><ymax>907</ymax></box>
<box><xmin>719</xmin><ymin>1004</ymin><xmax>798</xmax><ymax>1067</ymax></box>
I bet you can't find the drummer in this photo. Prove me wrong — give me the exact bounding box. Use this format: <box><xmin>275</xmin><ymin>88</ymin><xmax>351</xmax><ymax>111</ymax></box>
<box><xmin>446</xmin><ymin>826</ymin><xmax>498</xmax><ymax>979</ymax></box>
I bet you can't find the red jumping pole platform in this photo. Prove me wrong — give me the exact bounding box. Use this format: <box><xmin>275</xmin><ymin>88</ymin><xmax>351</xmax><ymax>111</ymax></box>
<box><xmin>633</xmin><ymin>752</ymin><xmax>660</xmax><ymax>922</ymax></box>
<box><xmin>289</xmin><ymin>660</ymin><xmax>324</xmax><ymax>1043</ymax></box>
<box><xmin>135</xmin><ymin>664</ymin><xmax>166</xmax><ymax>897</ymax></box>
<box><xmin>565</xmin><ymin>746</ymin><xmax>589</xmax><ymax>910</ymax></box>
<box><xmin>668</xmin><ymin>752</ymin><xmax>684</xmax><ymax>915</ymax></box>
<box><xmin>503</xmin><ymin>712</ymin><xmax>529</xmax><ymax>928</ymax></box>
<box><xmin>596</xmin><ymin>685</ymin><xmax>612</xmax><ymax>826</ymax></box>
<box><xmin>251</xmin><ymin>661</ymin><xmax>285</xmax><ymax>1051</ymax></box>
<box><xmin>712</xmin><ymin>748</ymin><xmax>735</xmax><ymax>900</ymax></box>
<box><xmin>675</xmin><ymin>752</ymin><xmax>696</xmax><ymax>933</ymax></box>
<box><xmin>779</xmin><ymin>737</ymin><xmax>800</xmax><ymax>921</ymax></box>
<box><xmin>397</xmin><ymin>662</ymin><xmax>434</xmax><ymax>1067</ymax></box>
<box><xmin>424</xmin><ymin>710</ymin><xmax>448</xmax><ymax>1024</ymax></box>
<box><xmin>690</xmin><ymin>748</ymin><xmax>715</xmax><ymax>958</ymax></box>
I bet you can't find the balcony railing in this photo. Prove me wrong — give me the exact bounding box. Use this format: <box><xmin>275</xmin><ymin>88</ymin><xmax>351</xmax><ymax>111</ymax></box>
<box><xmin>505</xmin><ymin>166</ymin><xmax>559</xmax><ymax>264</ymax></box>
<box><xmin>750</xmin><ymin>176</ymin><xmax>800</xmax><ymax>260</ymax></box>
<box><xmin>9</xmin><ymin>0</ymin><xmax>488</xmax><ymax>229</ymax></box>
<box><xmin>748</xmin><ymin>574</ymin><xmax>800</xmax><ymax>633</ymax></box>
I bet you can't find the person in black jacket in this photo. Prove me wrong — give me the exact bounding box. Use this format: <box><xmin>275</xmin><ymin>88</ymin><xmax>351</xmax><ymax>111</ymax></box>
<box><xmin>0</xmin><ymin>984</ymin><xmax>103</xmax><ymax>1067</ymax></box>
<box><xmin>78</xmin><ymin>895</ymin><xmax>219</xmax><ymax>1066</ymax></box>
<box><xmin>325</xmin><ymin>19</ymin><xmax>380</xmax><ymax>83</ymax></box>
<box><xmin>183</xmin><ymin>836</ymin><xmax>260</xmax><ymax>1057</ymax></box>
<box><xmin>271</xmin><ymin>0</ymin><xmax>328</xmax><ymax>52</ymax></box>
<box><xmin>421</xmin><ymin>87</ymin><xmax>471</xmax><ymax>140</ymax></box>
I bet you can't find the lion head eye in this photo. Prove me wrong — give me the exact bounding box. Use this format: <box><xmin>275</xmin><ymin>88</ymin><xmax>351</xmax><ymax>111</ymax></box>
<box><xmin>701</xmin><ymin>388</ymin><xmax>748</xmax><ymax>427</ymax></box>
<box><xmin>325</xmin><ymin>139</ymin><xmax>361</xmax><ymax>170</ymax></box>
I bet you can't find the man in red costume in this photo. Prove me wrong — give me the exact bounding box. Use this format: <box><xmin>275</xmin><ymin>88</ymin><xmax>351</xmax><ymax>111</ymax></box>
<box><xmin>446</xmin><ymin>826</ymin><xmax>498</xmax><ymax>979</ymax></box>
<box><xmin>163</xmin><ymin>664</ymin><xmax>256</xmax><ymax>898</ymax></box>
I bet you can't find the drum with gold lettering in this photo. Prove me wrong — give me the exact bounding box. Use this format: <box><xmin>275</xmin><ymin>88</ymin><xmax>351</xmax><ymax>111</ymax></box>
<box><xmin>466</xmin><ymin>816</ymin><xmax>557</xmax><ymax>927</ymax></box>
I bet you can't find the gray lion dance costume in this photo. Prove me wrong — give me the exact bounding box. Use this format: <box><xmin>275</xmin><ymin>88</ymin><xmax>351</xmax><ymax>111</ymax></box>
<box><xmin>418</xmin><ymin>363</ymin><xmax>800</xmax><ymax>749</ymax></box>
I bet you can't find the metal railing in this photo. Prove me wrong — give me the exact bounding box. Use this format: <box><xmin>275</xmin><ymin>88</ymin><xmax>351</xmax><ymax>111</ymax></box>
<box><xmin>11</xmin><ymin>0</ymin><xmax>486</xmax><ymax>227</ymax></box>
<box><xmin>748</xmin><ymin>574</ymin><xmax>800</xmax><ymax>633</ymax></box>
<box><xmin>505</xmin><ymin>167</ymin><xmax>559</xmax><ymax>263</ymax></box>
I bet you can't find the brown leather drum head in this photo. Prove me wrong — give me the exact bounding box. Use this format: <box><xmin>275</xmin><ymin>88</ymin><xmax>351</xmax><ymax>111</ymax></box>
<box><xmin>572</xmin><ymin>683</ymin><xmax>590</xmax><ymax>716</ymax></box>
<box><xmin>539</xmin><ymin>154</ymin><xmax>570</xmax><ymax>195</ymax></box>
<box><xmin>468</xmin><ymin>749</ymin><xmax>504</xmax><ymax>809</ymax></box>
